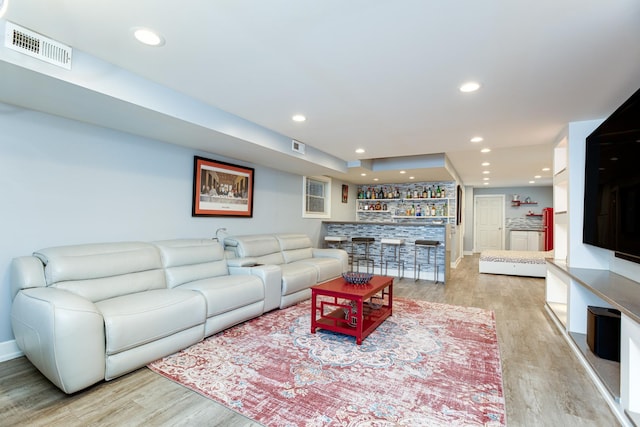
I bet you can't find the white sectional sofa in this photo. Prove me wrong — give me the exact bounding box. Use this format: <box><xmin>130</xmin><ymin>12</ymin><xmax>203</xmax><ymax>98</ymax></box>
<box><xmin>223</xmin><ymin>233</ymin><xmax>349</xmax><ymax>308</ymax></box>
<box><xmin>10</xmin><ymin>238</ymin><xmax>280</xmax><ymax>394</ymax></box>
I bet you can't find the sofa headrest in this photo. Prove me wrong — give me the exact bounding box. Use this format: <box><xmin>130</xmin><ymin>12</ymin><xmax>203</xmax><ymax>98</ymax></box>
<box><xmin>33</xmin><ymin>242</ymin><xmax>166</xmax><ymax>302</ymax></box>
<box><xmin>153</xmin><ymin>239</ymin><xmax>224</xmax><ymax>267</ymax></box>
<box><xmin>153</xmin><ymin>239</ymin><xmax>229</xmax><ymax>288</ymax></box>
<box><xmin>223</xmin><ymin>235</ymin><xmax>281</xmax><ymax>258</ymax></box>
<box><xmin>34</xmin><ymin>242</ymin><xmax>161</xmax><ymax>285</ymax></box>
<box><xmin>275</xmin><ymin>234</ymin><xmax>312</xmax><ymax>251</ymax></box>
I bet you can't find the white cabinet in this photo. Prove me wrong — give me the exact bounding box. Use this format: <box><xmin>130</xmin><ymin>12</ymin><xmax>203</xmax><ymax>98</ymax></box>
<box><xmin>510</xmin><ymin>230</ymin><xmax>542</xmax><ymax>251</ymax></box>
<box><xmin>545</xmin><ymin>262</ymin><xmax>640</xmax><ymax>427</ymax></box>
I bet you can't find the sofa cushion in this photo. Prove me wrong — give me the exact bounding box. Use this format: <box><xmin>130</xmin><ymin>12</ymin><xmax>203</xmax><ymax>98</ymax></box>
<box><xmin>34</xmin><ymin>242</ymin><xmax>165</xmax><ymax>303</ymax></box>
<box><xmin>282</xmin><ymin>247</ymin><xmax>314</xmax><ymax>264</ymax></box>
<box><xmin>96</xmin><ymin>289</ymin><xmax>205</xmax><ymax>355</ymax></box>
<box><xmin>224</xmin><ymin>235</ymin><xmax>282</xmax><ymax>258</ymax></box>
<box><xmin>298</xmin><ymin>257</ymin><xmax>345</xmax><ymax>282</ymax></box>
<box><xmin>280</xmin><ymin>263</ymin><xmax>319</xmax><ymax>296</ymax></box>
<box><xmin>177</xmin><ymin>275</ymin><xmax>264</xmax><ymax>317</ymax></box>
<box><xmin>154</xmin><ymin>239</ymin><xmax>229</xmax><ymax>288</ymax></box>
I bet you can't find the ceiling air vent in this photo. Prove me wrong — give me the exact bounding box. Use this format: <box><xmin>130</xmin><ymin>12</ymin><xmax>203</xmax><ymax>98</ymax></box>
<box><xmin>292</xmin><ymin>140</ymin><xmax>306</xmax><ymax>154</ymax></box>
<box><xmin>4</xmin><ymin>22</ymin><xmax>72</xmax><ymax>70</ymax></box>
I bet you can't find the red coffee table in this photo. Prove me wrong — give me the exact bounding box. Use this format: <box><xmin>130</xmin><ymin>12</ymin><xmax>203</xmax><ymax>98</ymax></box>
<box><xmin>310</xmin><ymin>275</ymin><xmax>393</xmax><ymax>344</ymax></box>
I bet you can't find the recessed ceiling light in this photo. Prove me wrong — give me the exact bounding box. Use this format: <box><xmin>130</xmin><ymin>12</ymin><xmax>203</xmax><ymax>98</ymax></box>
<box><xmin>483</xmin><ymin>177</ymin><xmax>490</xmax><ymax>181</ymax></box>
<box><xmin>459</xmin><ymin>81</ymin><xmax>481</xmax><ymax>93</ymax></box>
<box><xmin>399</xmin><ymin>170</ymin><xmax>406</xmax><ymax>174</ymax></box>
<box><xmin>373</xmin><ymin>178</ymin><xmax>379</xmax><ymax>181</ymax></box>
<box><xmin>409</xmin><ymin>176</ymin><xmax>415</xmax><ymax>180</ymax></box>
<box><xmin>133</xmin><ymin>27</ymin><xmax>165</xmax><ymax>46</ymax></box>
<box><xmin>470</xmin><ymin>136</ymin><xmax>484</xmax><ymax>143</ymax></box>
<box><xmin>483</xmin><ymin>182</ymin><xmax>489</xmax><ymax>186</ymax></box>
<box><xmin>542</xmin><ymin>167</ymin><xmax>550</xmax><ymax>172</ymax></box>
<box><xmin>481</xmin><ymin>148</ymin><xmax>491</xmax><ymax>153</ymax></box>
<box><xmin>292</xmin><ymin>114</ymin><xmax>306</xmax><ymax>122</ymax></box>
<box><xmin>529</xmin><ymin>180</ymin><xmax>536</xmax><ymax>184</ymax></box>
<box><xmin>481</xmin><ymin>162</ymin><xmax>490</xmax><ymax>167</ymax></box>
<box><xmin>534</xmin><ymin>175</ymin><xmax>542</xmax><ymax>179</ymax></box>
<box><xmin>360</xmin><ymin>173</ymin><xmax>367</xmax><ymax>177</ymax></box>
<box><xmin>355</xmin><ymin>148</ymin><xmax>365</xmax><ymax>154</ymax></box>
<box><xmin>482</xmin><ymin>171</ymin><xmax>490</xmax><ymax>174</ymax></box>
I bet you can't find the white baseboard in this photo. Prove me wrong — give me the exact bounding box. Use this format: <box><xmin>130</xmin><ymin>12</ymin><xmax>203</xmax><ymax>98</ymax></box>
<box><xmin>0</xmin><ymin>340</ymin><xmax>23</xmax><ymax>362</ymax></box>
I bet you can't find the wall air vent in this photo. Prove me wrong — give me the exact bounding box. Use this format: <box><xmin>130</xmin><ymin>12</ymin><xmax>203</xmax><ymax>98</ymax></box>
<box><xmin>292</xmin><ymin>140</ymin><xmax>306</xmax><ymax>154</ymax></box>
<box><xmin>4</xmin><ymin>22</ymin><xmax>72</xmax><ymax>70</ymax></box>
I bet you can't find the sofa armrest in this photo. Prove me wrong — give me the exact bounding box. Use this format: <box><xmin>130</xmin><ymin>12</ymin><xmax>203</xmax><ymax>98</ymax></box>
<box><xmin>11</xmin><ymin>287</ymin><xmax>106</xmax><ymax>393</ymax></box>
<box><xmin>226</xmin><ymin>257</ymin><xmax>260</xmax><ymax>267</ymax></box>
<box><xmin>11</xmin><ymin>256</ymin><xmax>46</xmax><ymax>301</ymax></box>
<box><xmin>312</xmin><ymin>248</ymin><xmax>349</xmax><ymax>272</ymax></box>
<box><xmin>229</xmin><ymin>264</ymin><xmax>282</xmax><ymax>312</ymax></box>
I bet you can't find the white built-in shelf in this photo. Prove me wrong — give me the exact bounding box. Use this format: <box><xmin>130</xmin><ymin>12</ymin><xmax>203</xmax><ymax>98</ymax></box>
<box><xmin>569</xmin><ymin>331</ymin><xmax>621</xmax><ymax>401</ymax></box>
<box><xmin>625</xmin><ymin>410</ymin><xmax>639</xmax><ymax>426</ymax></box>
<box><xmin>546</xmin><ymin>260</ymin><xmax>640</xmax><ymax>427</ymax></box>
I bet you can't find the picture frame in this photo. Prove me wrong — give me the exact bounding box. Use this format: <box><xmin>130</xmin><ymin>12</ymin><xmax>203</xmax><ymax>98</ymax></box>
<box><xmin>456</xmin><ymin>185</ymin><xmax>462</xmax><ymax>225</ymax></box>
<box><xmin>192</xmin><ymin>156</ymin><xmax>254</xmax><ymax>217</ymax></box>
<box><xmin>342</xmin><ymin>184</ymin><xmax>348</xmax><ymax>203</ymax></box>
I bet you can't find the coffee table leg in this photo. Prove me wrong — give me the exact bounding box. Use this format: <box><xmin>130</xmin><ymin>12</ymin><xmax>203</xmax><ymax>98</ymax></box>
<box><xmin>356</xmin><ymin>297</ymin><xmax>364</xmax><ymax>345</ymax></box>
<box><xmin>311</xmin><ymin>291</ymin><xmax>317</xmax><ymax>334</ymax></box>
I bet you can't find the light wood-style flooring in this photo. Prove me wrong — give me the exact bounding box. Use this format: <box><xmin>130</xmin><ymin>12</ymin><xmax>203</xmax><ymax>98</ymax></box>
<box><xmin>0</xmin><ymin>255</ymin><xmax>620</xmax><ymax>426</ymax></box>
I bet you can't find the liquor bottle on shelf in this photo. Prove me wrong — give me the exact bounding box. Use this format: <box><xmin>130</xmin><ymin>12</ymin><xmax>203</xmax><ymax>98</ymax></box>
<box><xmin>431</xmin><ymin>204</ymin><xmax>436</xmax><ymax>216</ymax></box>
<box><xmin>416</xmin><ymin>204</ymin><xmax>421</xmax><ymax>216</ymax></box>
<box><xmin>436</xmin><ymin>186</ymin><xmax>441</xmax><ymax>198</ymax></box>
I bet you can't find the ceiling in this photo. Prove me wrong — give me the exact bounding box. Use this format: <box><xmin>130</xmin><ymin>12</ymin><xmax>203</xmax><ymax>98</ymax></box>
<box><xmin>1</xmin><ymin>1</ymin><xmax>640</xmax><ymax>188</ymax></box>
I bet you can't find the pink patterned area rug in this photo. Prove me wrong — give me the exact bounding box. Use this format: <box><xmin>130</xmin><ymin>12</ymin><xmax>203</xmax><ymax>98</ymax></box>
<box><xmin>148</xmin><ymin>298</ymin><xmax>506</xmax><ymax>426</ymax></box>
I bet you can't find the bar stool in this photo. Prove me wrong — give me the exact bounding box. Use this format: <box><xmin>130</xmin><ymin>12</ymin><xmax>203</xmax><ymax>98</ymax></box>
<box><xmin>324</xmin><ymin>235</ymin><xmax>348</xmax><ymax>249</ymax></box>
<box><xmin>351</xmin><ymin>237</ymin><xmax>375</xmax><ymax>273</ymax></box>
<box><xmin>380</xmin><ymin>238</ymin><xmax>405</xmax><ymax>278</ymax></box>
<box><xmin>413</xmin><ymin>240</ymin><xmax>440</xmax><ymax>283</ymax></box>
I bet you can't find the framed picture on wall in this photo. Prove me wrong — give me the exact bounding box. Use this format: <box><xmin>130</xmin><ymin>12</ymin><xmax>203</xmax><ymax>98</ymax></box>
<box><xmin>192</xmin><ymin>156</ymin><xmax>254</xmax><ymax>217</ymax></box>
<box><xmin>342</xmin><ymin>184</ymin><xmax>348</xmax><ymax>203</ymax></box>
<box><xmin>456</xmin><ymin>185</ymin><xmax>462</xmax><ymax>225</ymax></box>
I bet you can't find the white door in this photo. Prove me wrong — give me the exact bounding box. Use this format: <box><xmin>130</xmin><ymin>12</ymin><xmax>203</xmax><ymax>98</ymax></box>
<box><xmin>474</xmin><ymin>195</ymin><xmax>505</xmax><ymax>252</ymax></box>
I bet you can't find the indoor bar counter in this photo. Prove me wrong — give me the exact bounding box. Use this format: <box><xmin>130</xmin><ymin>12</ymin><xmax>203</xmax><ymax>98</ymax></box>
<box><xmin>321</xmin><ymin>221</ymin><xmax>451</xmax><ymax>283</ymax></box>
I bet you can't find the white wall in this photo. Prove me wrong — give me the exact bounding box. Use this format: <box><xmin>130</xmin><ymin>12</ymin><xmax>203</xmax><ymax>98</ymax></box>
<box><xmin>0</xmin><ymin>103</ymin><xmax>353</xmax><ymax>345</ymax></box>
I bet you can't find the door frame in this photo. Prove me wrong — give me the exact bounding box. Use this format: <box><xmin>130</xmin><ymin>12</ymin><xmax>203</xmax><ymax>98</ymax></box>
<box><xmin>473</xmin><ymin>194</ymin><xmax>506</xmax><ymax>252</ymax></box>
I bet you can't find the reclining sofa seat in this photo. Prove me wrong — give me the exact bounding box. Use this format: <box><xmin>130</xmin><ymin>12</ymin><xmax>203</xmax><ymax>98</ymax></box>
<box><xmin>10</xmin><ymin>238</ymin><xmax>281</xmax><ymax>394</ymax></box>
<box><xmin>223</xmin><ymin>233</ymin><xmax>348</xmax><ymax>308</ymax></box>
<box><xmin>153</xmin><ymin>238</ymin><xmax>281</xmax><ymax>335</ymax></box>
<box><xmin>10</xmin><ymin>242</ymin><xmax>205</xmax><ymax>394</ymax></box>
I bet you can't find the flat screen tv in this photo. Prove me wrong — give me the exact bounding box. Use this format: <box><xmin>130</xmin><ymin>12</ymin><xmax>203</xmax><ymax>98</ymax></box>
<box><xmin>583</xmin><ymin>87</ymin><xmax>640</xmax><ymax>264</ymax></box>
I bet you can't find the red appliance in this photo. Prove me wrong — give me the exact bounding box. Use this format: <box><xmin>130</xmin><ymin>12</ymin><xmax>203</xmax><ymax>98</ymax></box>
<box><xmin>542</xmin><ymin>207</ymin><xmax>554</xmax><ymax>251</ymax></box>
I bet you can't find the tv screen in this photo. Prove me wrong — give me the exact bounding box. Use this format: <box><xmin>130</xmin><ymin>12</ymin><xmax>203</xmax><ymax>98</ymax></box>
<box><xmin>583</xmin><ymin>88</ymin><xmax>640</xmax><ymax>263</ymax></box>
